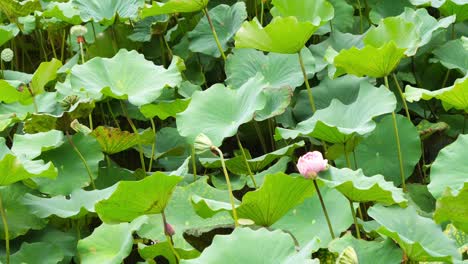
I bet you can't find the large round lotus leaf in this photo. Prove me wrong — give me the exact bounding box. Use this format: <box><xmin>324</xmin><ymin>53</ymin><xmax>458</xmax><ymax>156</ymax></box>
<box><xmin>277</xmin><ymin>82</ymin><xmax>396</xmax><ymax>143</ymax></box>
<box><xmin>0</xmin><ymin>184</ymin><xmax>47</xmax><ymax>239</ymax></box>
<box><xmin>23</xmin><ymin>184</ymin><xmax>117</xmax><ymax>219</ymax></box>
<box><xmin>225</xmin><ymin>48</ymin><xmax>315</xmax><ymax>89</ymax></box>
<box><xmin>9</xmin><ymin>242</ymin><xmax>64</xmax><ymax>264</ymax></box>
<box><xmin>35</xmin><ymin>133</ymin><xmax>104</xmax><ymax>195</ymax></box>
<box><xmin>409</xmin><ymin>0</ymin><xmax>445</xmax><ymax>7</ymax></box>
<box><xmin>136</xmin><ymin>177</ymin><xmax>234</xmax><ymax>251</ymax></box>
<box><xmin>0</xmin><ymin>154</ymin><xmax>57</xmax><ymax>186</ymax></box>
<box><xmin>0</xmin><ymin>0</ymin><xmax>41</xmax><ymax>20</ymax></box>
<box><xmin>91</xmin><ymin>126</ymin><xmax>141</xmax><ymax>154</ymax></box>
<box><xmin>70</xmin><ymin>49</ymin><xmax>184</xmax><ymax>106</ymax></box>
<box><xmin>11</xmin><ymin>130</ymin><xmax>64</xmax><ymax>160</ymax></box>
<box><xmin>176</xmin><ymin>75</ymin><xmax>268</xmax><ymax>146</ymax></box>
<box><xmin>73</xmin><ymin>0</ymin><xmax>144</xmax><ymax>23</ymax></box>
<box><xmin>439</xmin><ymin>0</ymin><xmax>468</xmax><ymax>22</ymax></box>
<box><xmin>95</xmin><ymin>172</ymin><xmax>182</xmax><ymax>223</ymax></box>
<box><xmin>0</xmin><ymin>80</ymin><xmax>32</xmax><ymax>104</ymax></box>
<box><xmin>427</xmin><ymin>134</ymin><xmax>468</xmax><ymax>199</ymax></box>
<box><xmin>366</xmin><ymin>0</ymin><xmax>413</xmax><ymax>24</ymax></box>
<box><xmin>319</xmin><ymin>0</ymin><xmax>354</xmax><ymax>33</ymax></box>
<box><xmin>318</xmin><ymin>167</ymin><xmax>407</xmax><ymax>206</ymax></box>
<box><xmin>139</xmin><ymin>98</ymin><xmax>190</xmax><ymax>120</ymax></box>
<box><xmin>333</xmin><ymin>41</ymin><xmax>406</xmax><ymax>78</ymax></box>
<box><xmin>181</xmin><ymin>228</ymin><xmax>320</xmax><ymax>264</ymax></box>
<box><xmin>270</xmin><ymin>0</ymin><xmax>334</xmax><ymax>26</ymax></box>
<box><xmin>432</xmin><ymin>39</ymin><xmax>468</xmax><ymax>75</ymax></box>
<box><xmin>328</xmin><ymin>233</ymin><xmax>403</xmax><ymax>264</ymax></box>
<box><xmin>234</xmin><ymin>17</ymin><xmax>317</xmax><ymax>54</ymax></box>
<box><xmin>0</xmin><ymin>24</ymin><xmax>19</xmax><ymax>46</ymax></box>
<box><xmin>254</xmin><ymin>86</ymin><xmax>293</xmax><ymax>121</ymax></box>
<box><xmin>77</xmin><ymin>221</ymin><xmax>144</xmax><ymax>264</ymax></box>
<box><xmin>31</xmin><ymin>59</ymin><xmax>63</xmax><ymax>95</ymax></box>
<box><xmin>368</xmin><ymin>204</ymin><xmax>462</xmax><ymax>262</ymax></box>
<box><xmin>364</xmin><ymin>17</ymin><xmax>420</xmax><ymax>56</ymax></box>
<box><xmin>405</xmin><ymin>76</ymin><xmax>468</xmax><ymax>112</ymax></box>
<box><xmin>42</xmin><ymin>2</ymin><xmax>82</xmax><ymax>24</ymax></box>
<box><xmin>273</xmin><ymin>184</ymin><xmax>353</xmax><ymax>248</ymax></box>
<box><xmin>434</xmin><ymin>183</ymin><xmax>468</xmax><ymax>233</ymax></box>
<box><xmin>343</xmin><ymin>114</ymin><xmax>421</xmax><ymax>186</ymax></box>
<box><xmin>188</xmin><ymin>2</ymin><xmax>247</xmax><ymax>58</ymax></box>
<box><xmin>141</xmin><ymin>0</ymin><xmax>208</xmax><ymax>18</ymax></box>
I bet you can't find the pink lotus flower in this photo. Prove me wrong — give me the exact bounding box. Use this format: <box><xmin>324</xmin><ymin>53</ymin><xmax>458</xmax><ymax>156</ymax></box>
<box><xmin>297</xmin><ymin>151</ymin><xmax>328</xmax><ymax>179</ymax></box>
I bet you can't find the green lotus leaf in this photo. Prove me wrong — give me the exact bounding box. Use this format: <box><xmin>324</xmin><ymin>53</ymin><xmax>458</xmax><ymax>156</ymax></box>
<box><xmin>340</xmin><ymin>115</ymin><xmax>421</xmax><ymax>186</ymax></box>
<box><xmin>0</xmin><ymin>184</ymin><xmax>47</xmax><ymax>239</ymax></box>
<box><xmin>91</xmin><ymin>126</ymin><xmax>142</xmax><ymax>155</ymax></box>
<box><xmin>136</xmin><ymin>177</ymin><xmax>234</xmax><ymax>251</ymax></box>
<box><xmin>181</xmin><ymin>228</ymin><xmax>320</xmax><ymax>264</ymax></box>
<box><xmin>140</xmin><ymin>98</ymin><xmax>190</xmax><ymax>120</ymax></box>
<box><xmin>366</xmin><ymin>0</ymin><xmax>413</xmax><ymax>24</ymax></box>
<box><xmin>409</xmin><ymin>0</ymin><xmax>445</xmax><ymax>7</ymax></box>
<box><xmin>176</xmin><ymin>75</ymin><xmax>268</xmax><ymax>146</ymax></box>
<box><xmin>434</xmin><ymin>183</ymin><xmax>468</xmax><ymax>233</ymax></box>
<box><xmin>329</xmin><ymin>233</ymin><xmax>403</xmax><ymax>263</ymax></box>
<box><xmin>249</xmin><ymin>156</ymin><xmax>290</xmax><ymax>187</ymax></box>
<box><xmin>0</xmin><ymin>155</ymin><xmax>57</xmax><ymax>186</ymax></box>
<box><xmin>11</xmin><ymin>130</ymin><xmax>65</xmax><ymax>160</ymax></box>
<box><xmin>270</xmin><ymin>0</ymin><xmax>334</xmax><ymax>26</ymax></box>
<box><xmin>42</xmin><ymin>2</ymin><xmax>82</xmax><ymax>24</ymax></box>
<box><xmin>443</xmin><ymin>224</ymin><xmax>468</xmax><ymax>255</ymax></box>
<box><xmin>333</xmin><ymin>41</ymin><xmax>406</xmax><ymax>78</ymax></box>
<box><xmin>8</xmin><ymin>242</ymin><xmax>64</xmax><ymax>264</ymax></box>
<box><xmin>78</xmin><ymin>220</ymin><xmax>145</xmax><ymax>264</ymax></box>
<box><xmin>255</xmin><ymin>86</ymin><xmax>293</xmax><ymax>121</ymax></box>
<box><xmin>277</xmin><ymin>82</ymin><xmax>396</xmax><ymax>143</ymax></box>
<box><xmin>23</xmin><ymin>184</ymin><xmax>117</xmax><ymax>219</ymax></box>
<box><xmin>95</xmin><ymin>172</ymin><xmax>182</xmax><ymax>223</ymax></box>
<box><xmin>35</xmin><ymin>133</ymin><xmax>104</xmax><ymax>195</ymax></box>
<box><xmin>0</xmin><ymin>0</ymin><xmax>41</xmax><ymax>20</ymax></box>
<box><xmin>73</xmin><ymin>0</ymin><xmax>144</xmax><ymax>23</ymax></box>
<box><xmin>318</xmin><ymin>0</ymin><xmax>354</xmax><ymax>34</ymax></box>
<box><xmin>234</xmin><ymin>17</ymin><xmax>317</xmax><ymax>54</ymax></box>
<box><xmin>188</xmin><ymin>2</ymin><xmax>247</xmax><ymax>58</ymax></box>
<box><xmin>225</xmin><ymin>47</ymin><xmax>315</xmax><ymax>88</ymax></box>
<box><xmin>0</xmin><ymin>24</ymin><xmax>19</xmax><ymax>49</ymax></box>
<box><xmin>427</xmin><ymin>134</ymin><xmax>468</xmax><ymax>199</ymax></box>
<box><xmin>138</xmin><ymin>241</ymin><xmax>200</xmax><ymax>263</ymax></box>
<box><xmin>368</xmin><ymin>204</ymin><xmax>462</xmax><ymax>262</ymax></box>
<box><xmin>432</xmin><ymin>39</ymin><xmax>468</xmax><ymax>75</ymax></box>
<box><xmin>439</xmin><ymin>0</ymin><xmax>468</xmax><ymax>22</ymax></box>
<box><xmin>416</xmin><ymin>120</ymin><xmax>449</xmax><ymax>140</ymax></box>
<box><xmin>272</xmin><ymin>184</ymin><xmax>353</xmax><ymax>248</ymax></box>
<box><xmin>318</xmin><ymin>167</ymin><xmax>407</xmax><ymax>206</ymax></box>
<box><xmin>31</xmin><ymin>58</ymin><xmax>63</xmax><ymax>95</ymax></box>
<box><xmin>405</xmin><ymin>76</ymin><xmax>468</xmax><ymax>112</ymax></box>
<box><xmin>199</xmin><ymin>141</ymin><xmax>305</xmax><ymax>175</ymax></box>
<box><xmin>141</xmin><ymin>0</ymin><xmax>208</xmax><ymax>18</ymax></box>
<box><xmin>194</xmin><ymin>173</ymin><xmax>315</xmax><ymax>226</ymax></box>
<box><xmin>128</xmin><ymin>15</ymin><xmax>169</xmax><ymax>42</ymax></box>
<box><xmin>0</xmin><ymin>80</ymin><xmax>32</xmax><ymax>104</ymax></box>
<box><xmin>70</xmin><ymin>49</ymin><xmax>184</xmax><ymax>106</ymax></box>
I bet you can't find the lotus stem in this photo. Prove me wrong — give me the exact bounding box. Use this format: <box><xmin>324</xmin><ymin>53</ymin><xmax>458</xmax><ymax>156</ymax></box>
<box><xmin>392</xmin><ymin>73</ymin><xmax>411</xmax><ymax>120</ymax></box>
<box><xmin>384</xmin><ymin>76</ymin><xmax>406</xmax><ymax>192</ymax></box>
<box><xmin>253</xmin><ymin>121</ymin><xmax>268</xmax><ymax>153</ymax></box>
<box><xmin>313</xmin><ymin>180</ymin><xmax>335</xmax><ymax>239</ymax></box>
<box><xmin>298</xmin><ymin>51</ymin><xmax>316</xmax><ymax>113</ymax></box>
<box><xmin>106</xmin><ymin>100</ymin><xmax>120</xmax><ymax>129</ymax></box>
<box><xmin>148</xmin><ymin>118</ymin><xmax>157</xmax><ymax>173</ymax></box>
<box><xmin>0</xmin><ymin>192</ymin><xmax>10</xmax><ymax>264</ymax></box>
<box><xmin>66</xmin><ymin>132</ymin><xmax>96</xmax><ymax>189</ymax></box>
<box><xmin>236</xmin><ymin>134</ymin><xmax>258</xmax><ymax>188</ymax></box>
<box><xmin>48</xmin><ymin>32</ymin><xmax>58</xmax><ymax>59</ymax></box>
<box><xmin>348</xmin><ymin>198</ymin><xmax>361</xmax><ymax>239</ymax></box>
<box><xmin>212</xmin><ymin>146</ymin><xmax>239</xmax><ymax>227</ymax></box>
<box><xmin>119</xmin><ymin>101</ymin><xmax>146</xmax><ymax>172</ymax></box>
<box><xmin>61</xmin><ymin>29</ymin><xmax>66</xmax><ymax>62</ymax></box>
<box><xmin>260</xmin><ymin>0</ymin><xmax>264</xmax><ymax>25</ymax></box>
<box><xmin>357</xmin><ymin>0</ymin><xmax>364</xmax><ymax>34</ymax></box>
<box><xmin>203</xmin><ymin>8</ymin><xmax>227</xmax><ymax>61</ymax></box>
<box><xmin>162</xmin><ymin>211</ymin><xmax>180</xmax><ymax>263</ymax></box>
<box><xmin>191</xmin><ymin>145</ymin><xmax>197</xmax><ymax>182</ymax></box>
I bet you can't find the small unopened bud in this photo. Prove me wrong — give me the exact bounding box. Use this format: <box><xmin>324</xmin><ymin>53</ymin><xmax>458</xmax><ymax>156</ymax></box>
<box><xmin>194</xmin><ymin>133</ymin><xmax>214</xmax><ymax>154</ymax></box>
<box><xmin>71</xmin><ymin>119</ymin><xmax>91</xmax><ymax>135</ymax></box>
<box><xmin>1</xmin><ymin>48</ymin><xmax>14</xmax><ymax>62</ymax></box>
<box><xmin>70</xmin><ymin>25</ymin><xmax>88</xmax><ymax>36</ymax></box>
<box><xmin>336</xmin><ymin>246</ymin><xmax>358</xmax><ymax>264</ymax></box>
<box><xmin>165</xmin><ymin>223</ymin><xmax>175</xmax><ymax>236</ymax></box>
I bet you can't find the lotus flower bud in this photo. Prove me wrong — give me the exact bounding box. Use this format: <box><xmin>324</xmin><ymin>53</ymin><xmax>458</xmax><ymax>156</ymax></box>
<box><xmin>1</xmin><ymin>48</ymin><xmax>14</xmax><ymax>62</ymax></box>
<box><xmin>164</xmin><ymin>223</ymin><xmax>175</xmax><ymax>236</ymax></box>
<box><xmin>297</xmin><ymin>151</ymin><xmax>328</xmax><ymax>179</ymax></box>
<box><xmin>70</xmin><ymin>25</ymin><xmax>88</xmax><ymax>36</ymax></box>
<box><xmin>194</xmin><ymin>133</ymin><xmax>214</xmax><ymax>154</ymax></box>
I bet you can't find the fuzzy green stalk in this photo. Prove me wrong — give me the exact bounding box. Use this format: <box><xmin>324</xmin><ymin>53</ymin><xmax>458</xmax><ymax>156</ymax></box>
<box><xmin>236</xmin><ymin>134</ymin><xmax>258</xmax><ymax>188</ymax></box>
<box><xmin>253</xmin><ymin>121</ymin><xmax>268</xmax><ymax>153</ymax></box>
<box><xmin>0</xmin><ymin>192</ymin><xmax>10</xmax><ymax>264</ymax></box>
<box><xmin>392</xmin><ymin>73</ymin><xmax>411</xmax><ymax>120</ymax></box>
<box><xmin>298</xmin><ymin>51</ymin><xmax>316</xmax><ymax>113</ymax></box>
<box><xmin>78</xmin><ymin>40</ymin><xmax>94</xmax><ymax>130</ymax></box>
<box><xmin>203</xmin><ymin>8</ymin><xmax>227</xmax><ymax>61</ymax></box>
<box><xmin>357</xmin><ymin>0</ymin><xmax>364</xmax><ymax>34</ymax></box>
<box><xmin>66</xmin><ymin>132</ymin><xmax>96</xmax><ymax>189</ymax></box>
<box><xmin>384</xmin><ymin>76</ymin><xmax>406</xmax><ymax>192</ymax></box>
<box><xmin>162</xmin><ymin>211</ymin><xmax>180</xmax><ymax>263</ymax></box>
<box><xmin>191</xmin><ymin>145</ymin><xmax>197</xmax><ymax>182</ymax></box>
<box><xmin>148</xmin><ymin>118</ymin><xmax>157</xmax><ymax>173</ymax></box>
<box><xmin>260</xmin><ymin>0</ymin><xmax>265</xmax><ymax>25</ymax></box>
<box><xmin>312</xmin><ymin>180</ymin><xmax>335</xmax><ymax>239</ymax></box>
<box><xmin>212</xmin><ymin>146</ymin><xmax>239</xmax><ymax>227</ymax></box>
<box><xmin>60</xmin><ymin>29</ymin><xmax>66</xmax><ymax>62</ymax></box>
<box><xmin>106</xmin><ymin>100</ymin><xmax>120</xmax><ymax>129</ymax></box>
<box><xmin>48</xmin><ymin>32</ymin><xmax>58</xmax><ymax>59</ymax></box>
<box><xmin>119</xmin><ymin>101</ymin><xmax>147</xmax><ymax>172</ymax></box>
<box><xmin>348</xmin><ymin>199</ymin><xmax>361</xmax><ymax>239</ymax></box>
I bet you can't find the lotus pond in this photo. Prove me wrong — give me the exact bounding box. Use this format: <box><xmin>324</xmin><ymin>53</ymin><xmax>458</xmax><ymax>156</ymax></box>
<box><xmin>0</xmin><ymin>0</ymin><xmax>467</xmax><ymax>263</ymax></box>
